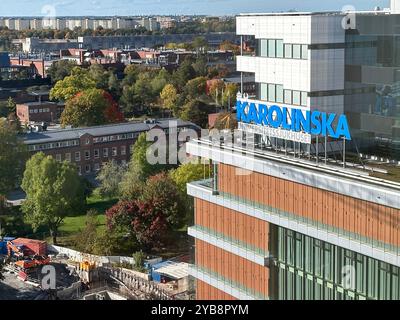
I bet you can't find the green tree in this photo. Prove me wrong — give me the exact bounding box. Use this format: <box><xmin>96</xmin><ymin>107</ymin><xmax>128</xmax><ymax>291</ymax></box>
<box><xmin>170</xmin><ymin>162</ymin><xmax>211</xmax><ymax>224</ymax></box>
<box><xmin>182</xmin><ymin>76</ymin><xmax>207</xmax><ymax>101</ymax></box>
<box><xmin>95</xmin><ymin>160</ymin><xmax>127</xmax><ymax>199</ymax></box>
<box><xmin>73</xmin><ymin>209</ymin><xmax>99</xmax><ymax>253</ymax></box>
<box><xmin>0</xmin><ymin>119</ymin><xmax>27</xmax><ymax>195</ymax></box>
<box><xmin>172</xmin><ymin>58</ymin><xmax>196</xmax><ymax>91</ymax></box>
<box><xmin>47</xmin><ymin>60</ymin><xmax>77</xmax><ymax>83</ymax></box>
<box><xmin>119</xmin><ymin>132</ymin><xmax>166</xmax><ymax>200</ymax></box>
<box><xmin>21</xmin><ymin>153</ymin><xmax>86</xmax><ymax>244</ymax></box>
<box><xmin>132</xmin><ymin>250</ymin><xmax>146</xmax><ymax>272</ymax></box>
<box><xmin>222</xmin><ymin>83</ymin><xmax>238</xmax><ymax>110</ymax></box>
<box><xmin>50</xmin><ymin>66</ymin><xmax>96</xmax><ymax>101</ymax></box>
<box><xmin>180</xmin><ymin>100</ymin><xmax>214</xmax><ymax>128</ymax></box>
<box><xmin>61</xmin><ymin>88</ymin><xmax>123</xmax><ymax>127</ymax></box>
<box><xmin>6</xmin><ymin>97</ymin><xmax>16</xmax><ymax>114</ymax></box>
<box><xmin>160</xmin><ymin>84</ymin><xmax>178</xmax><ymax>114</ymax></box>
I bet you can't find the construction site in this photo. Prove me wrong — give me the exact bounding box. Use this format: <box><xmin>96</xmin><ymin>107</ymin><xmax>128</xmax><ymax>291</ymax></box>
<box><xmin>0</xmin><ymin>237</ymin><xmax>193</xmax><ymax>300</ymax></box>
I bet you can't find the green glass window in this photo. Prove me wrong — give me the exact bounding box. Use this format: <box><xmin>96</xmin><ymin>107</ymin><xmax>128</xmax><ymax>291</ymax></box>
<box><xmin>276</xmin><ymin>85</ymin><xmax>284</xmax><ymax>103</ymax></box>
<box><xmin>284</xmin><ymin>44</ymin><xmax>292</xmax><ymax>58</ymax></box>
<box><xmin>268</xmin><ymin>39</ymin><xmax>276</xmax><ymax>58</ymax></box>
<box><xmin>301</xmin><ymin>44</ymin><xmax>308</xmax><ymax>59</ymax></box>
<box><xmin>293</xmin><ymin>44</ymin><xmax>301</xmax><ymax>59</ymax></box>
<box><xmin>292</xmin><ymin>91</ymin><xmax>301</xmax><ymax>105</ymax></box>
<box><xmin>284</xmin><ymin>90</ymin><xmax>292</xmax><ymax>104</ymax></box>
<box><xmin>260</xmin><ymin>83</ymin><xmax>268</xmax><ymax>101</ymax></box>
<box><xmin>260</xmin><ymin>39</ymin><xmax>268</xmax><ymax>57</ymax></box>
<box><xmin>276</xmin><ymin>40</ymin><xmax>284</xmax><ymax>58</ymax></box>
<box><xmin>301</xmin><ymin>91</ymin><xmax>308</xmax><ymax>106</ymax></box>
<box><xmin>268</xmin><ymin>84</ymin><xmax>276</xmax><ymax>102</ymax></box>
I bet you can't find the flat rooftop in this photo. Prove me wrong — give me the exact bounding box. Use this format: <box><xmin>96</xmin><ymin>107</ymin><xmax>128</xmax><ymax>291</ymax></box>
<box><xmin>23</xmin><ymin>118</ymin><xmax>198</xmax><ymax>144</ymax></box>
<box><xmin>238</xmin><ymin>9</ymin><xmax>392</xmax><ymax>17</ymax></box>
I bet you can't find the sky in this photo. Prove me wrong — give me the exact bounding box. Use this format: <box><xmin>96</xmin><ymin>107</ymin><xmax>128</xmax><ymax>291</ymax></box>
<box><xmin>0</xmin><ymin>0</ymin><xmax>391</xmax><ymax>16</ymax></box>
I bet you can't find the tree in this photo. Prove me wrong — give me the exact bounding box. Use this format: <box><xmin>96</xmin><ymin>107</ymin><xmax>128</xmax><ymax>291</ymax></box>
<box><xmin>50</xmin><ymin>67</ymin><xmax>96</xmax><ymax>101</ymax></box>
<box><xmin>182</xmin><ymin>76</ymin><xmax>207</xmax><ymax>101</ymax></box>
<box><xmin>132</xmin><ymin>251</ymin><xmax>146</xmax><ymax>272</ymax></box>
<box><xmin>222</xmin><ymin>83</ymin><xmax>238</xmax><ymax>110</ymax></box>
<box><xmin>208</xmin><ymin>80</ymin><xmax>225</xmax><ymax>105</ymax></box>
<box><xmin>61</xmin><ymin>88</ymin><xmax>124</xmax><ymax>127</ymax></box>
<box><xmin>170</xmin><ymin>162</ymin><xmax>211</xmax><ymax>224</ymax></box>
<box><xmin>172</xmin><ymin>58</ymin><xmax>196</xmax><ymax>91</ymax></box>
<box><xmin>47</xmin><ymin>60</ymin><xmax>77</xmax><ymax>83</ymax></box>
<box><xmin>160</xmin><ymin>84</ymin><xmax>178</xmax><ymax>114</ymax></box>
<box><xmin>21</xmin><ymin>153</ymin><xmax>86</xmax><ymax>244</ymax></box>
<box><xmin>95</xmin><ymin>160</ymin><xmax>127</xmax><ymax>199</ymax></box>
<box><xmin>192</xmin><ymin>36</ymin><xmax>208</xmax><ymax>55</ymax></box>
<box><xmin>213</xmin><ymin>112</ymin><xmax>238</xmax><ymax>130</ymax></box>
<box><xmin>106</xmin><ymin>173</ymin><xmax>185</xmax><ymax>250</ymax></box>
<box><xmin>0</xmin><ymin>118</ymin><xmax>27</xmax><ymax>195</ymax></box>
<box><xmin>73</xmin><ymin>209</ymin><xmax>99</xmax><ymax>253</ymax></box>
<box><xmin>180</xmin><ymin>100</ymin><xmax>214</xmax><ymax>128</ymax></box>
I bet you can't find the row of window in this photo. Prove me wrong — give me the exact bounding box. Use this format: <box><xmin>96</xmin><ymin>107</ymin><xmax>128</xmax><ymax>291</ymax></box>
<box><xmin>260</xmin><ymin>83</ymin><xmax>308</xmax><ymax>106</ymax></box>
<box><xmin>55</xmin><ymin>145</ymin><xmax>131</xmax><ymax>163</ymax></box>
<box><xmin>271</xmin><ymin>225</ymin><xmax>400</xmax><ymax>300</ymax></box>
<box><xmin>29</xmin><ymin>108</ymin><xmax>51</xmax><ymax>114</ymax></box>
<box><xmin>76</xmin><ymin>160</ymin><xmax>128</xmax><ymax>175</ymax></box>
<box><xmin>28</xmin><ymin>140</ymin><xmax>80</xmax><ymax>152</ymax></box>
<box><xmin>259</xmin><ymin>39</ymin><xmax>308</xmax><ymax>60</ymax></box>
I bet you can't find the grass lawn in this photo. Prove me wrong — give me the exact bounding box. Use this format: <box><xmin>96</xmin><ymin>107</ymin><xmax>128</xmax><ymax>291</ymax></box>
<box><xmin>48</xmin><ymin>194</ymin><xmax>118</xmax><ymax>247</ymax></box>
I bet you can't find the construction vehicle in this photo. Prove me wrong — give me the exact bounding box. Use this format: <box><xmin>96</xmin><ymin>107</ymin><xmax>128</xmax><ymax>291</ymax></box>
<box><xmin>6</xmin><ymin>241</ymin><xmax>26</xmax><ymax>258</ymax></box>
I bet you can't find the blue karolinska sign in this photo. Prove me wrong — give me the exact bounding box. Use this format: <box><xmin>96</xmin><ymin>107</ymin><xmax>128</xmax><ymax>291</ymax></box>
<box><xmin>236</xmin><ymin>98</ymin><xmax>351</xmax><ymax>141</ymax></box>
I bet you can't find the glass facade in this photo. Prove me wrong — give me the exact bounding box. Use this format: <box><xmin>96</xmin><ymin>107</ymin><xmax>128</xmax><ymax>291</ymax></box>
<box><xmin>257</xmin><ymin>39</ymin><xmax>308</xmax><ymax>60</ymax></box>
<box><xmin>344</xmin><ymin>15</ymin><xmax>400</xmax><ymax>160</ymax></box>
<box><xmin>270</xmin><ymin>225</ymin><xmax>400</xmax><ymax>300</ymax></box>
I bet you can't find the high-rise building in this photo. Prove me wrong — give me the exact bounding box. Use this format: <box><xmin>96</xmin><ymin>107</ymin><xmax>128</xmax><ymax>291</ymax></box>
<box><xmin>187</xmin><ymin>10</ymin><xmax>400</xmax><ymax>300</ymax></box>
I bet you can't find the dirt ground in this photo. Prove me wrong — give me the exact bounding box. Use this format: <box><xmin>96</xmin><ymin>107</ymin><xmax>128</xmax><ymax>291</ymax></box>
<box><xmin>0</xmin><ymin>273</ymin><xmax>42</xmax><ymax>300</ymax></box>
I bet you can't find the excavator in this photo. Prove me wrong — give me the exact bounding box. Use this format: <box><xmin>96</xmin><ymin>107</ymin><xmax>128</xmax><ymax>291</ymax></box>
<box><xmin>6</xmin><ymin>241</ymin><xmax>26</xmax><ymax>258</ymax></box>
<box><xmin>7</xmin><ymin>241</ymin><xmax>50</xmax><ymax>272</ymax></box>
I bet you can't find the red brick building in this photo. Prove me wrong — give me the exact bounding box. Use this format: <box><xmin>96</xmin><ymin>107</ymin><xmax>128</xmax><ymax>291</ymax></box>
<box><xmin>16</xmin><ymin>102</ymin><xmax>64</xmax><ymax>125</ymax></box>
<box><xmin>23</xmin><ymin>119</ymin><xmax>198</xmax><ymax>176</ymax></box>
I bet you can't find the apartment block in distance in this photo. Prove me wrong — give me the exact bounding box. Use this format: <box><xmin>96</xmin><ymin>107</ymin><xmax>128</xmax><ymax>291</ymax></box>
<box><xmin>187</xmin><ymin>6</ymin><xmax>400</xmax><ymax>300</ymax></box>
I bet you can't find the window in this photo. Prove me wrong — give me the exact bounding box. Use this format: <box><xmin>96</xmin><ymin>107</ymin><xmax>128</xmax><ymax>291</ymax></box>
<box><xmin>55</xmin><ymin>154</ymin><xmax>61</xmax><ymax>162</ymax></box>
<box><xmin>85</xmin><ymin>150</ymin><xmax>90</xmax><ymax>160</ymax></box>
<box><xmin>284</xmin><ymin>90</ymin><xmax>292</xmax><ymax>104</ymax></box>
<box><xmin>121</xmin><ymin>146</ymin><xmax>126</xmax><ymax>156</ymax></box>
<box><xmin>94</xmin><ymin>149</ymin><xmax>99</xmax><ymax>159</ymax></box>
<box><xmin>94</xmin><ymin>163</ymin><xmax>100</xmax><ymax>171</ymax></box>
<box><xmin>112</xmin><ymin>147</ymin><xmax>117</xmax><ymax>157</ymax></box>
<box><xmin>276</xmin><ymin>85</ymin><xmax>284</xmax><ymax>103</ymax></box>
<box><xmin>284</xmin><ymin>44</ymin><xmax>292</xmax><ymax>58</ymax></box>
<box><xmin>65</xmin><ymin>153</ymin><xmax>71</xmax><ymax>162</ymax></box>
<box><xmin>85</xmin><ymin>164</ymin><xmax>91</xmax><ymax>174</ymax></box>
<box><xmin>260</xmin><ymin>83</ymin><xmax>268</xmax><ymax>101</ymax></box>
<box><xmin>75</xmin><ymin>151</ymin><xmax>81</xmax><ymax>162</ymax></box>
<box><xmin>103</xmin><ymin>148</ymin><xmax>108</xmax><ymax>158</ymax></box>
<box><xmin>292</xmin><ymin>91</ymin><xmax>301</xmax><ymax>105</ymax></box>
<box><xmin>85</xmin><ymin>138</ymin><xmax>90</xmax><ymax>145</ymax></box>
<box><xmin>260</xmin><ymin>39</ymin><xmax>268</xmax><ymax>57</ymax></box>
<box><xmin>268</xmin><ymin>84</ymin><xmax>276</xmax><ymax>102</ymax></box>
<box><xmin>301</xmin><ymin>92</ymin><xmax>308</xmax><ymax>106</ymax></box>
<box><xmin>268</xmin><ymin>39</ymin><xmax>276</xmax><ymax>58</ymax></box>
<box><xmin>77</xmin><ymin>166</ymin><xmax>81</xmax><ymax>175</ymax></box>
<box><xmin>301</xmin><ymin>44</ymin><xmax>308</xmax><ymax>59</ymax></box>
<box><xmin>276</xmin><ymin>40</ymin><xmax>284</xmax><ymax>58</ymax></box>
<box><xmin>293</xmin><ymin>44</ymin><xmax>301</xmax><ymax>59</ymax></box>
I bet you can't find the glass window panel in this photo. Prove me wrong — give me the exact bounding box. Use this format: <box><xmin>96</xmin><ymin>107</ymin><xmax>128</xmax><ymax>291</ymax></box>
<box><xmin>260</xmin><ymin>39</ymin><xmax>268</xmax><ymax>57</ymax></box>
<box><xmin>268</xmin><ymin>84</ymin><xmax>276</xmax><ymax>102</ymax></box>
<box><xmin>276</xmin><ymin>40</ymin><xmax>284</xmax><ymax>58</ymax></box>
<box><xmin>293</xmin><ymin>44</ymin><xmax>301</xmax><ymax>59</ymax></box>
<box><xmin>301</xmin><ymin>44</ymin><xmax>308</xmax><ymax>59</ymax></box>
<box><xmin>284</xmin><ymin>44</ymin><xmax>292</xmax><ymax>58</ymax></box>
<box><xmin>293</xmin><ymin>91</ymin><xmax>301</xmax><ymax>105</ymax></box>
<box><xmin>268</xmin><ymin>39</ymin><xmax>276</xmax><ymax>58</ymax></box>
<box><xmin>301</xmin><ymin>91</ymin><xmax>308</xmax><ymax>106</ymax></box>
<box><xmin>260</xmin><ymin>83</ymin><xmax>268</xmax><ymax>101</ymax></box>
<box><xmin>276</xmin><ymin>85</ymin><xmax>284</xmax><ymax>103</ymax></box>
<box><xmin>284</xmin><ymin>90</ymin><xmax>292</xmax><ymax>104</ymax></box>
